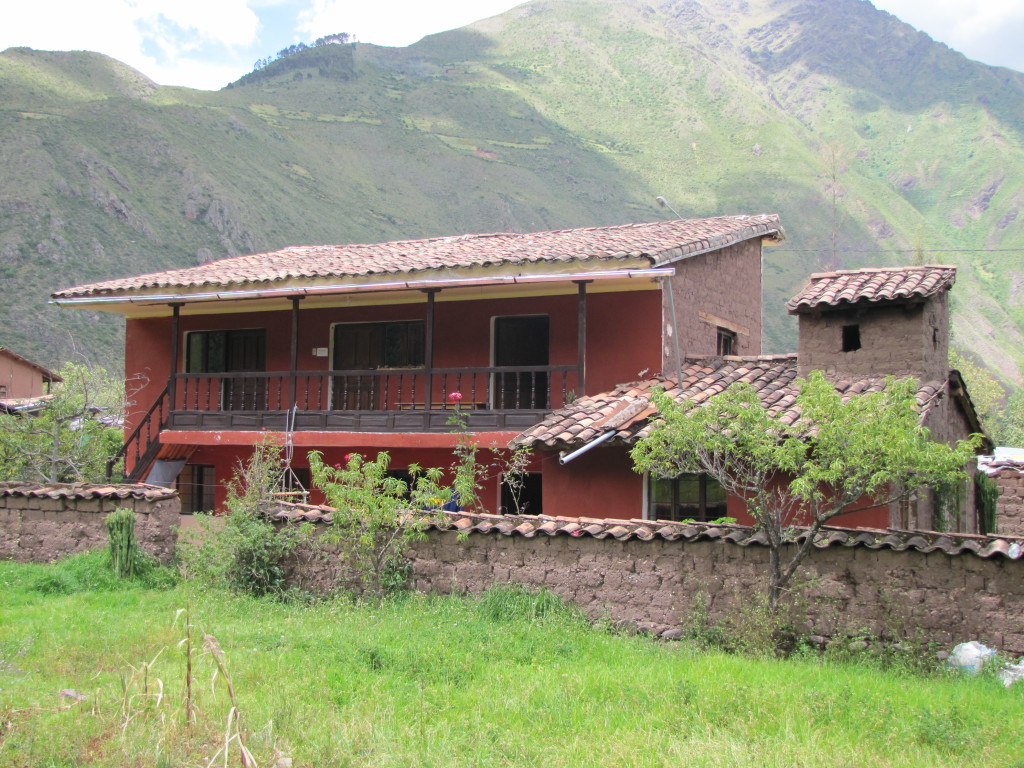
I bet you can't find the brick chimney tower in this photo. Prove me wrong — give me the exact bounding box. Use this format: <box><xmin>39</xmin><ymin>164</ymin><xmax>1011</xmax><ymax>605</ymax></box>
<box><xmin>787</xmin><ymin>266</ymin><xmax>956</xmax><ymax>383</ymax></box>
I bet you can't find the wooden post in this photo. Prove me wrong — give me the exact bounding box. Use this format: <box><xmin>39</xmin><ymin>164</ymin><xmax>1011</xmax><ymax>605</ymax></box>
<box><xmin>575</xmin><ymin>281</ymin><xmax>589</xmax><ymax>397</ymax></box>
<box><xmin>423</xmin><ymin>289</ymin><xmax>439</xmax><ymax>409</ymax></box>
<box><xmin>168</xmin><ymin>303</ymin><xmax>182</xmax><ymax>410</ymax></box>
<box><xmin>290</xmin><ymin>296</ymin><xmax>303</xmax><ymax>411</ymax></box>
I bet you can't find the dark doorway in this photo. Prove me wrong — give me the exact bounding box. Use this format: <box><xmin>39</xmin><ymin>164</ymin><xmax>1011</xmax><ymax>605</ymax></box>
<box><xmin>501</xmin><ymin>473</ymin><xmax>543</xmax><ymax>516</ymax></box>
<box><xmin>493</xmin><ymin>315</ymin><xmax>549</xmax><ymax>409</ymax></box>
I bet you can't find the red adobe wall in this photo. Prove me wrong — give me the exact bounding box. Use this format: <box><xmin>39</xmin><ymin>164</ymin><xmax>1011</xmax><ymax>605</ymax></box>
<box><xmin>124</xmin><ymin>287</ymin><xmax>661</xmax><ymax>434</ymax></box>
<box><xmin>542</xmin><ymin>445</ymin><xmax>645</xmax><ymax>520</ymax></box>
<box><xmin>545</xmin><ymin>450</ymin><xmax>891</xmax><ymax>528</ymax></box>
<box><xmin>183</xmin><ymin>442</ymin><xmax>539</xmax><ymax>515</ymax></box>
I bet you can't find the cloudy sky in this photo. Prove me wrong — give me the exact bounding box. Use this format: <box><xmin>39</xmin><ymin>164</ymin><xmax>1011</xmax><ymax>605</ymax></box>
<box><xmin>2</xmin><ymin>0</ymin><xmax>1022</xmax><ymax>91</ymax></box>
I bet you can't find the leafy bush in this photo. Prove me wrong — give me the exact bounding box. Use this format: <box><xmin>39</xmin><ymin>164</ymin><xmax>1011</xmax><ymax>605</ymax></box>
<box><xmin>177</xmin><ymin>442</ymin><xmax>312</xmax><ymax>598</ymax></box>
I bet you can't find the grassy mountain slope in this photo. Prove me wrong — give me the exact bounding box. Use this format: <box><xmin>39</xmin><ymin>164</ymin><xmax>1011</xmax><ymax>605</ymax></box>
<box><xmin>1</xmin><ymin>0</ymin><xmax>1022</xmax><ymax>385</ymax></box>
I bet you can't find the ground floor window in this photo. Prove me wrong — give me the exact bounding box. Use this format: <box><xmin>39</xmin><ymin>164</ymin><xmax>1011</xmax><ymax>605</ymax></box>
<box><xmin>647</xmin><ymin>473</ymin><xmax>726</xmax><ymax>522</ymax></box>
<box><xmin>177</xmin><ymin>464</ymin><xmax>217</xmax><ymax>514</ymax></box>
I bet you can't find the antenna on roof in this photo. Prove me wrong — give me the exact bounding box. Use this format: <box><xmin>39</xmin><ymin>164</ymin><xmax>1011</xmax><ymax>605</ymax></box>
<box><xmin>655</xmin><ymin>196</ymin><xmax>682</xmax><ymax>219</ymax></box>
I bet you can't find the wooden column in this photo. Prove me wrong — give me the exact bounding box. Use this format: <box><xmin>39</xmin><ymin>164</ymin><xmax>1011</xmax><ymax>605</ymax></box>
<box><xmin>575</xmin><ymin>281</ymin><xmax>589</xmax><ymax>396</ymax></box>
<box><xmin>289</xmin><ymin>296</ymin><xmax>303</xmax><ymax>411</ymax></box>
<box><xmin>168</xmin><ymin>303</ymin><xmax>182</xmax><ymax>409</ymax></box>
<box><xmin>423</xmin><ymin>289</ymin><xmax>439</xmax><ymax>408</ymax></box>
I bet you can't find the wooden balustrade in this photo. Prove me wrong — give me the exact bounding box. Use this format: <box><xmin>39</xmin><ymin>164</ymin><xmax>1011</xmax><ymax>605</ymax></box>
<box><xmin>171</xmin><ymin>365</ymin><xmax>577</xmax><ymax>414</ymax></box>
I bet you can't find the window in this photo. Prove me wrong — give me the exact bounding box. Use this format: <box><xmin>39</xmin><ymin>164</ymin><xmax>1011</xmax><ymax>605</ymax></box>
<box><xmin>333</xmin><ymin>321</ymin><xmax>425</xmax><ymax>370</ymax></box>
<box><xmin>185</xmin><ymin>329</ymin><xmax>266</xmax><ymax>373</ymax></box>
<box><xmin>500</xmin><ymin>473</ymin><xmax>543</xmax><ymax>515</ymax></box>
<box><xmin>332</xmin><ymin>321</ymin><xmax>425</xmax><ymax>409</ymax></box>
<box><xmin>185</xmin><ymin>329</ymin><xmax>267</xmax><ymax>411</ymax></box>
<box><xmin>647</xmin><ymin>473</ymin><xmax>727</xmax><ymax>522</ymax></box>
<box><xmin>842</xmin><ymin>324</ymin><xmax>861</xmax><ymax>352</ymax></box>
<box><xmin>177</xmin><ymin>464</ymin><xmax>216</xmax><ymax>514</ymax></box>
<box><xmin>717</xmin><ymin>327</ymin><xmax>737</xmax><ymax>356</ymax></box>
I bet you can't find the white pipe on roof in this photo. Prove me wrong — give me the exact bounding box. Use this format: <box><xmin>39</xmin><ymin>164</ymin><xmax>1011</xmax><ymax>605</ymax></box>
<box><xmin>51</xmin><ymin>268</ymin><xmax>676</xmax><ymax>306</ymax></box>
<box><xmin>558</xmin><ymin>429</ymin><xmax>616</xmax><ymax>465</ymax></box>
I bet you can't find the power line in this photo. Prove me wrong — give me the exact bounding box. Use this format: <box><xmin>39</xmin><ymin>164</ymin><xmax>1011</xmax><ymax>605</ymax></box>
<box><xmin>773</xmin><ymin>248</ymin><xmax>1024</xmax><ymax>254</ymax></box>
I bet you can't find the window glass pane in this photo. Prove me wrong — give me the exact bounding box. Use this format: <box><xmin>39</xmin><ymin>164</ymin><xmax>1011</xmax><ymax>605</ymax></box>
<box><xmin>706</xmin><ymin>476</ymin><xmax>726</xmax><ymax>504</ymax></box>
<box><xmin>186</xmin><ymin>334</ymin><xmax>204</xmax><ymax>373</ymax></box>
<box><xmin>649</xmin><ymin>476</ymin><xmax>674</xmax><ymax>520</ymax></box>
<box><xmin>206</xmin><ymin>331</ymin><xmax>226</xmax><ymax>373</ymax></box>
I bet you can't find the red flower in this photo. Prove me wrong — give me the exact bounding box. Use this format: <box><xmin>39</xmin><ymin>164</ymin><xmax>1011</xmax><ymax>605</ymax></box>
<box><xmin>333</xmin><ymin>463</ymin><xmax>342</xmax><ymax>469</ymax></box>
<box><xmin>448</xmin><ymin>391</ymin><xmax>463</xmax><ymax>402</ymax></box>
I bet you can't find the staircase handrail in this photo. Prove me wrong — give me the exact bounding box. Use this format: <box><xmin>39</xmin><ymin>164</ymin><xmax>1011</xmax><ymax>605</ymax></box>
<box><xmin>106</xmin><ymin>384</ymin><xmax>170</xmax><ymax>481</ymax></box>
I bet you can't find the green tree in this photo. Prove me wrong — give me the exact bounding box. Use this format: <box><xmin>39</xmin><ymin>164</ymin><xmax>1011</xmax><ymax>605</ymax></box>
<box><xmin>309</xmin><ymin>450</ymin><xmax>450</xmax><ymax>597</ymax></box>
<box><xmin>0</xmin><ymin>362</ymin><xmax>129</xmax><ymax>484</ymax></box>
<box><xmin>631</xmin><ymin>371</ymin><xmax>981</xmax><ymax>610</ymax></box>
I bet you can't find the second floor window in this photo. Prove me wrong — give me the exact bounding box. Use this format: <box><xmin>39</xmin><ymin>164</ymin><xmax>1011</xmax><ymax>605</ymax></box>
<box><xmin>333</xmin><ymin>321</ymin><xmax>425</xmax><ymax>369</ymax></box>
<box><xmin>185</xmin><ymin>329</ymin><xmax>266</xmax><ymax>373</ymax></box>
<box><xmin>717</xmin><ymin>327</ymin><xmax>737</xmax><ymax>356</ymax></box>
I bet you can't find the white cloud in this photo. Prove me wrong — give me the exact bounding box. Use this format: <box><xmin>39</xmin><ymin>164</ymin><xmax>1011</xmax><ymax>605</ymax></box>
<box><xmin>1</xmin><ymin>0</ymin><xmax>264</xmax><ymax>89</ymax></box>
<box><xmin>872</xmin><ymin>0</ymin><xmax>1024</xmax><ymax>71</ymax></box>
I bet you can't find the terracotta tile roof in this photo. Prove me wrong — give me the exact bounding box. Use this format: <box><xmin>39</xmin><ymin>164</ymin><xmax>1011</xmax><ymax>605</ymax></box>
<box><xmin>269</xmin><ymin>504</ymin><xmax>1024</xmax><ymax>560</ymax></box>
<box><xmin>786</xmin><ymin>266</ymin><xmax>956</xmax><ymax>313</ymax></box>
<box><xmin>0</xmin><ymin>481</ymin><xmax>176</xmax><ymax>501</ymax></box>
<box><xmin>52</xmin><ymin>215</ymin><xmax>783</xmax><ymax>299</ymax></box>
<box><xmin>511</xmin><ymin>355</ymin><xmax>950</xmax><ymax>450</ymax></box>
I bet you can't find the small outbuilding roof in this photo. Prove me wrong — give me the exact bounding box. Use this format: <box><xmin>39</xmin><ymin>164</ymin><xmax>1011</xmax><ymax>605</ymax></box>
<box><xmin>786</xmin><ymin>265</ymin><xmax>956</xmax><ymax>314</ymax></box>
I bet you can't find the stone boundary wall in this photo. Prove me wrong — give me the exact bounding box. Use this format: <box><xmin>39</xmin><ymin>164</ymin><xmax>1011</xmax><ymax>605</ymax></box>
<box><xmin>0</xmin><ymin>483</ymin><xmax>179</xmax><ymax>564</ymax></box>
<box><xmin>990</xmin><ymin>465</ymin><xmax>1024</xmax><ymax>538</ymax></box>
<box><xmin>280</xmin><ymin>510</ymin><xmax>1024</xmax><ymax>654</ymax></box>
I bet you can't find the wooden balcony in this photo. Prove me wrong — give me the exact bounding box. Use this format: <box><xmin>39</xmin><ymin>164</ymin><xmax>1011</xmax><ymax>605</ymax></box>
<box><xmin>166</xmin><ymin>365</ymin><xmax>576</xmax><ymax>433</ymax></box>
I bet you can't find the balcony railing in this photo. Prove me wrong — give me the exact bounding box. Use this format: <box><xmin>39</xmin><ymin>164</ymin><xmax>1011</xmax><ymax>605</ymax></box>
<box><xmin>167</xmin><ymin>365</ymin><xmax>576</xmax><ymax>433</ymax></box>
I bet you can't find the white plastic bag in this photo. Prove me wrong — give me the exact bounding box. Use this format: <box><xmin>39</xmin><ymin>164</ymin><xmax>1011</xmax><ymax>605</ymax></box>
<box><xmin>947</xmin><ymin>641</ymin><xmax>997</xmax><ymax>674</ymax></box>
<box><xmin>999</xmin><ymin>661</ymin><xmax>1024</xmax><ymax>688</ymax></box>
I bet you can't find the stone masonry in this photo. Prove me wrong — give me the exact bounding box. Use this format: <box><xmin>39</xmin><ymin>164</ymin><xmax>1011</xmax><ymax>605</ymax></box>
<box><xmin>276</xmin><ymin>507</ymin><xmax>1024</xmax><ymax>655</ymax></box>
<box><xmin>0</xmin><ymin>482</ymin><xmax>179</xmax><ymax>564</ymax></box>
<box><xmin>989</xmin><ymin>463</ymin><xmax>1024</xmax><ymax>538</ymax></box>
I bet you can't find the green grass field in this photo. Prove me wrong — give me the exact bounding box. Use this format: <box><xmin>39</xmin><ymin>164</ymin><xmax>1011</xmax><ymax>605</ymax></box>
<box><xmin>1</xmin><ymin>554</ymin><xmax>1022</xmax><ymax>767</ymax></box>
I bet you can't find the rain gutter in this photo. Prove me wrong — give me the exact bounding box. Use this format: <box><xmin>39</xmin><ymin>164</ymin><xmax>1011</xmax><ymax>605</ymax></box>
<box><xmin>51</xmin><ymin>268</ymin><xmax>676</xmax><ymax>307</ymax></box>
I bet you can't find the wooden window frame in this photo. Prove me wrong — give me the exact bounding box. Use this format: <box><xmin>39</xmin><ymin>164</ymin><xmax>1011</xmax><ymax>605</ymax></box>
<box><xmin>646</xmin><ymin>472</ymin><xmax>728</xmax><ymax>522</ymax></box>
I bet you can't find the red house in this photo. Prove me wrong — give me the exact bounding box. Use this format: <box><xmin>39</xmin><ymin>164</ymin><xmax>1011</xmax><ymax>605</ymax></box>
<box><xmin>51</xmin><ymin>216</ymin><xmax>783</xmax><ymax>514</ymax></box>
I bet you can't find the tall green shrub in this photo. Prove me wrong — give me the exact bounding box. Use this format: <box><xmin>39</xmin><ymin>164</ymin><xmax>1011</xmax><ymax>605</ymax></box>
<box><xmin>106</xmin><ymin>507</ymin><xmax>140</xmax><ymax>578</ymax></box>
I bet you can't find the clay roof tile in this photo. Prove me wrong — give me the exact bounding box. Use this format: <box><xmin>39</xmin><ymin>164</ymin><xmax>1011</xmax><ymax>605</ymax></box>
<box><xmin>787</xmin><ymin>266</ymin><xmax>956</xmax><ymax>313</ymax></box>
<box><xmin>55</xmin><ymin>215</ymin><xmax>784</xmax><ymax>300</ymax></box>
